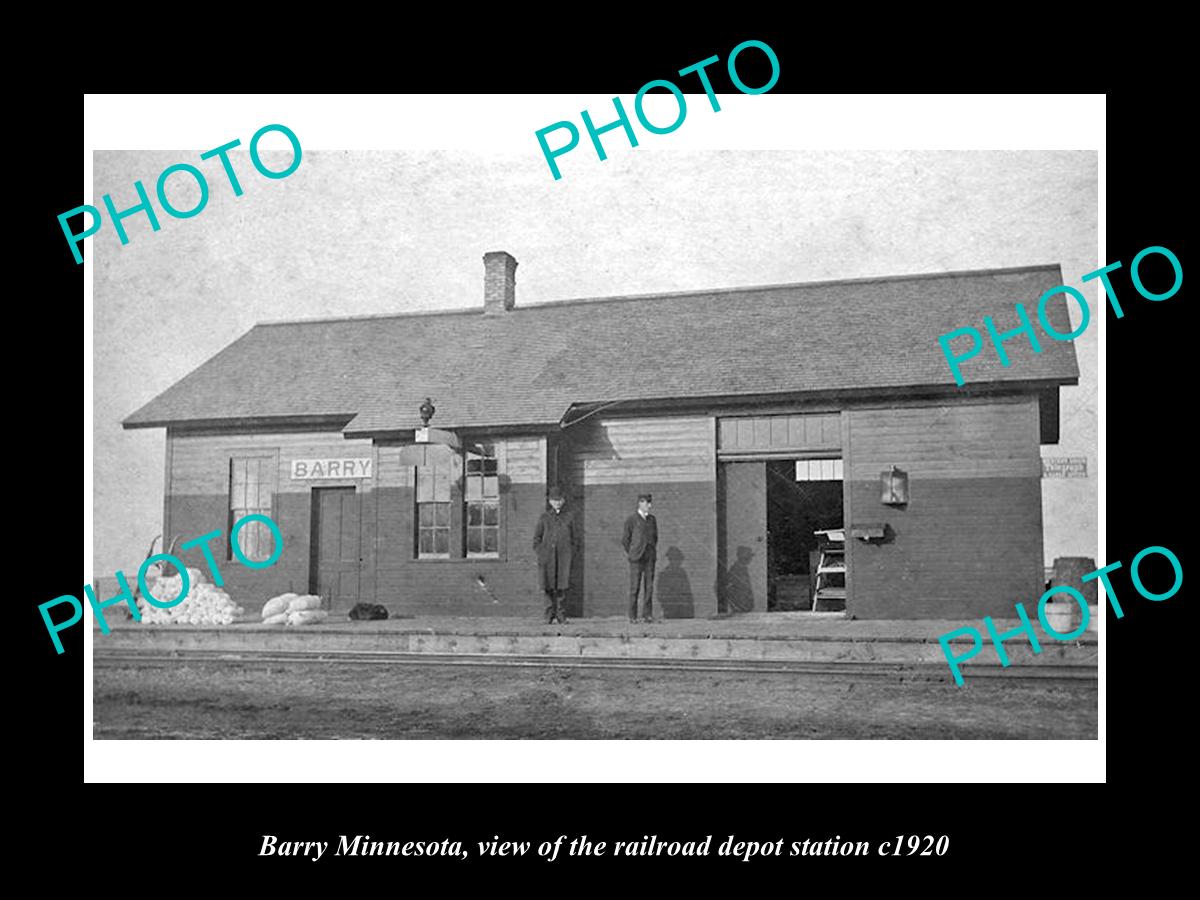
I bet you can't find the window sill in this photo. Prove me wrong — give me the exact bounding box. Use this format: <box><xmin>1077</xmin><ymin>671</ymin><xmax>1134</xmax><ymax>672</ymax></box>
<box><xmin>410</xmin><ymin>556</ymin><xmax>508</xmax><ymax>564</ymax></box>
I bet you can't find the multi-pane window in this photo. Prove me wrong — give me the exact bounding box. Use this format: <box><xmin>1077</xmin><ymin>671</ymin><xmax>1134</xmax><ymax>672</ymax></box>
<box><xmin>416</xmin><ymin>452</ymin><xmax>453</xmax><ymax>557</ymax></box>
<box><xmin>229</xmin><ymin>456</ymin><xmax>275</xmax><ymax>561</ymax></box>
<box><xmin>795</xmin><ymin>458</ymin><xmax>844</xmax><ymax>481</ymax></box>
<box><xmin>465</xmin><ymin>442</ymin><xmax>499</xmax><ymax>556</ymax></box>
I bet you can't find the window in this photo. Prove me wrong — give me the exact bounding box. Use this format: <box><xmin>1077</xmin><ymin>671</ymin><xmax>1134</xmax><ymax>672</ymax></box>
<box><xmin>794</xmin><ymin>458</ymin><xmax>843</xmax><ymax>481</ymax></box>
<box><xmin>416</xmin><ymin>452</ymin><xmax>453</xmax><ymax>557</ymax></box>
<box><xmin>465</xmin><ymin>442</ymin><xmax>499</xmax><ymax>556</ymax></box>
<box><xmin>411</xmin><ymin>439</ymin><xmax>506</xmax><ymax>560</ymax></box>
<box><xmin>229</xmin><ymin>456</ymin><xmax>276</xmax><ymax>562</ymax></box>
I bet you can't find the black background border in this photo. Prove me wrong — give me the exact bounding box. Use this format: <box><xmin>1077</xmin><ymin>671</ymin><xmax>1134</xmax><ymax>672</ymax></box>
<box><xmin>20</xmin><ymin>24</ymin><xmax>1187</xmax><ymax>882</ymax></box>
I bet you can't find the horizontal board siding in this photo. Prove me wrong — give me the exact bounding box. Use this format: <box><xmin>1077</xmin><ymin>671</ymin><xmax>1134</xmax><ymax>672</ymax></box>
<box><xmin>845</xmin><ymin>477</ymin><xmax>1044</xmax><ymax>619</ymax></box>
<box><xmin>376</xmin><ymin>443</ymin><xmax>411</xmax><ymax>489</ymax></box>
<box><xmin>576</xmin><ymin>481</ymin><xmax>719</xmax><ymax>618</ymax></box>
<box><xmin>167</xmin><ymin>492</ymin><xmax>313</xmax><ymax>612</ymax></box>
<box><xmin>375</xmin><ymin>437</ymin><xmax>545</xmax><ymax>489</ymax></box>
<box><xmin>174</xmin><ymin>433</ymin><xmax>545</xmax><ymax>495</ymax></box>
<box><xmin>374</xmin><ymin>482</ymin><xmax>547</xmax><ymax>616</ymax></box>
<box><xmin>502</xmin><ymin>437</ymin><xmax>546</xmax><ymax>484</ymax></box>
<box><xmin>167</xmin><ymin>490</ymin><xmax>377</xmax><ymax>616</ymax></box>
<box><xmin>847</xmin><ymin>398</ymin><xmax>1040</xmax><ymax>480</ymax></box>
<box><xmin>844</xmin><ymin>399</ymin><xmax>1043</xmax><ymax>618</ymax></box>
<box><xmin>568</xmin><ymin>416</ymin><xmax>715</xmax><ymax>485</ymax></box>
<box><xmin>171</xmin><ymin>431</ymin><xmax>374</xmax><ymax>495</ymax></box>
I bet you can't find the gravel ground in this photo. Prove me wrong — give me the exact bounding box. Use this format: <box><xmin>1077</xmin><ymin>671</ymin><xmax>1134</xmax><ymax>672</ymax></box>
<box><xmin>93</xmin><ymin>661</ymin><xmax>1097</xmax><ymax>739</ymax></box>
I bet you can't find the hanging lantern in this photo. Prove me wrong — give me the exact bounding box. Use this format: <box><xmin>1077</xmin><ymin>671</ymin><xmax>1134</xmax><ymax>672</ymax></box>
<box><xmin>881</xmin><ymin>465</ymin><xmax>909</xmax><ymax>505</ymax></box>
<box><xmin>419</xmin><ymin>397</ymin><xmax>436</xmax><ymax>426</ymax></box>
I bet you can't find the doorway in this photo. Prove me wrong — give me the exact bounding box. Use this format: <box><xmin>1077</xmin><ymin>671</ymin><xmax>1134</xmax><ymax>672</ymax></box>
<box><xmin>309</xmin><ymin>486</ymin><xmax>362</xmax><ymax>610</ymax></box>
<box><xmin>717</xmin><ymin>461</ymin><xmax>767</xmax><ymax>613</ymax></box>
<box><xmin>766</xmin><ymin>458</ymin><xmax>844</xmax><ymax>611</ymax></box>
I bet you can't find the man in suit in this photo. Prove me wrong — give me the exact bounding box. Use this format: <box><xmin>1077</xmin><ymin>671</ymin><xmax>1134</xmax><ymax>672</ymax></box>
<box><xmin>533</xmin><ymin>485</ymin><xmax>576</xmax><ymax>624</ymax></box>
<box><xmin>622</xmin><ymin>493</ymin><xmax>658</xmax><ymax>623</ymax></box>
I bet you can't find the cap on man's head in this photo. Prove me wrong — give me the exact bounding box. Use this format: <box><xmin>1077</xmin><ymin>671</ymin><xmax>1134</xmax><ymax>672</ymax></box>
<box><xmin>637</xmin><ymin>493</ymin><xmax>653</xmax><ymax>503</ymax></box>
<box><xmin>548</xmin><ymin>485</ymin><xmax>565</xmax><ymax>500</ymax></box>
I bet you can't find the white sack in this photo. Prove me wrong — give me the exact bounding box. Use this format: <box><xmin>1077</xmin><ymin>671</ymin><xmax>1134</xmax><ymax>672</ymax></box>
<box><xmin>287</xmin><ymin>609</ymin><xmax>328</xmax><ymax>626</ymax></box>
<box><xmin>287</xmin><ymin>595</ymin><xmax>322</xmax><ymax>612</ymax></box>
<box><xmin>261</xmin><ymin>593</ymin><xmax>297</xmax><ymax>619</ymax></box>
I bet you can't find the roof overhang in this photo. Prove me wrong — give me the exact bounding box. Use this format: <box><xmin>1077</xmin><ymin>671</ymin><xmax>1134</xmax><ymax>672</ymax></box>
<box><xmin>123</xmin><ymin>414</ymin><xmax>356</xmax><ymax>433</ymax></box>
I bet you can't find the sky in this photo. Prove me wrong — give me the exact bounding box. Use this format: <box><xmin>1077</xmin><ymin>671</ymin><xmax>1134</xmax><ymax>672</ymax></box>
<box><xmin>92</xmin><ymin>147</ymin><xmax>1097</xmax><ymax>576</ymax></box>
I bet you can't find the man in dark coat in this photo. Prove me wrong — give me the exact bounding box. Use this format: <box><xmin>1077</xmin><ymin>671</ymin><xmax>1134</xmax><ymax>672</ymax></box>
<box><xmin>533</xmin><ymin>485</ymin><xmax>576</xmax><ymax>624</ymax></box>
<box><xmin>622</xmin><ymin>493</ymin><xmax>658</xmax><ymax>623</ymax></box>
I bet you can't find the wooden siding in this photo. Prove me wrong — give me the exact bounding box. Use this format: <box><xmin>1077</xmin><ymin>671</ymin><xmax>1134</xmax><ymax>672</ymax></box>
<box><xmin>169</xmin><ymin>430</ymin><xmax>374</xmax><ymax>496</ymax></box>
<box><xmin>718</xmin><ymin>413</ymin><xmax>841</xmax><ymax>454</ymax></box>
<box><xmin>162</xmin><ymin>432</ymin><xmax>174</xmax><ymax>549</ymax></box>
<box><xmin>375</xmin><ymin>437</ymin><xmax>544</xmax><ymax>489</ymax></box>
<box><xmin>373</xmin><ymin>482</ymin><xmax>546</xmax><ymax>615</ymax></box>
<box><xmin>846</xmin><ymin>398</ymin><xmax>1041</xmax><ymax>481</ymax></box>
<box><xmin>167</xmin><ymin>429</ymin><xmax>546</xmax><ymax>616</ymax></box>
<box><xmin>562</xmin><ymin>415</ymin><xmax>718</xmax><ymax>617</ymax></box>
<box><xmin>171</xmin><ymin>433</ymin><xmax>544</xmax><ymax>494</ymax></box>
<box><xmin>505</xmin><ymin>437</ymin><xmax>546</xmax><ymax>483</ymax></box>
<box><xmin>574</xmin><ymin>480</ymin><xmax>719</xmax><ymax>618</ymax></box>
<box><xmin>843</xmin><ymin>397</ymin><xmax>1043</xmax><ymax>618</ymax></box>
<box><xmin>566</xmin><ymin>416</ymin><xmax>715</xmax><ymax>485</ymax></box>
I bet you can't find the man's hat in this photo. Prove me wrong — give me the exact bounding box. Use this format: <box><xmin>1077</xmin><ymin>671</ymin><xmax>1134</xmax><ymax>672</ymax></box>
<box><xmin>637</xmin><ymin>493</ymin><xmax>653</xmax><ymax>503</ymax></box>
<box><xmin>548</xmin><ymin>485</ymin><xmax>565</xmax><ymax>500</ymax></box>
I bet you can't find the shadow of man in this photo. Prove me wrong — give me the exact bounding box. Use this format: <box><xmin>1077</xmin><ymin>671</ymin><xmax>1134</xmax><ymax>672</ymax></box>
<box><xmin>657</xmin><ymin>546</ymin><xmax>694</xmax><ymax>619</ymax></box>
<box><xmin>723</xmin><ymin>545</ymin><xmax>757</xmax><ymax>614</ymax></box>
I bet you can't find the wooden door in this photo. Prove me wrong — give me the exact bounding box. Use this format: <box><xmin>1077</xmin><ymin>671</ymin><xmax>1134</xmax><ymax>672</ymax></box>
<box><xmin>310</xmin><ymin>487</ymin><xmax>361</xmax><ymax>609</ymax></box>
<box><xmin>718</xmin><ymin>461</ymin><xmax>767</xmax><ymax>613</ymax></box>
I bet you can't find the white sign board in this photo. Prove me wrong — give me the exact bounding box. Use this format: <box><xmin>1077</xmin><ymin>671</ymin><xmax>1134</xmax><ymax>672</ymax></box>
<box><xmin>291</xmin><ymin>458</ymin><xmax>372</xmax><ymax>480</ymax></box>
<box><xmin>1042</xmin><ymin>457</ymin><xmax>1088</xmax><ymax>478</ymax></box>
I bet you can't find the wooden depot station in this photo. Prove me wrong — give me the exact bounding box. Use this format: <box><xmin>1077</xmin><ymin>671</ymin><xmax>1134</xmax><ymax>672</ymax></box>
<box><xmin>123</xmin><ymin>251</ymin><xmax>1079</xmax><ymax>620</ymax></box>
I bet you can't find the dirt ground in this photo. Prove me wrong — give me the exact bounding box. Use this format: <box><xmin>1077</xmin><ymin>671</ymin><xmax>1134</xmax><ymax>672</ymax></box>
<box><xmin>93</xmin><ymin>661</ymin><xmax>1097</xmax><ymax>739</ymax></box>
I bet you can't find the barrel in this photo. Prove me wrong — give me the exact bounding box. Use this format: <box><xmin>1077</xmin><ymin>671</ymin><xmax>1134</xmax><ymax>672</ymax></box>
<box><xmin>1052</xmin><ymin>556</ymin><xmax>1098</xmax><ymax>604</ymax></box>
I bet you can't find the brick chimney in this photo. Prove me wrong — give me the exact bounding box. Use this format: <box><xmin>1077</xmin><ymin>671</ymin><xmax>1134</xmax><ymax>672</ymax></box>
<box><xmin>483</xmin><ymin>251</ymin><xmax>517</xmax><ymax>314</ymax></box>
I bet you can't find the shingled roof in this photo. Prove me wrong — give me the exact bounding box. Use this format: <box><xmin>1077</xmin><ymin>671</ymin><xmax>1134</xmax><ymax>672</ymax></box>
<box><xmin>123</xmin><ymin>263</ymin><xmax>1080</xmax><ymax>433</ymax></box>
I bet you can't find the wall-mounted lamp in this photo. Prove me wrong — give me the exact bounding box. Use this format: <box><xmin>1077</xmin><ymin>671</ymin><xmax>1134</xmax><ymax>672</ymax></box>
<box><xmin>881</xmin><ymin>465</ymin><xmax>909</xmax><ymax>505</ymax></box>
<box><xmin>419</xmin><ymin>397</ymin><xmax>436</xmax><ymax>426</ymax></box>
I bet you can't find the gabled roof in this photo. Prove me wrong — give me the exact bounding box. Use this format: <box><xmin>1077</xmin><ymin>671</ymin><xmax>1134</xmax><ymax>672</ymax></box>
<box><xmin>122</xmin><ymin>264</ymin><xmax>1080</xmax><ymax>433</ymax></box>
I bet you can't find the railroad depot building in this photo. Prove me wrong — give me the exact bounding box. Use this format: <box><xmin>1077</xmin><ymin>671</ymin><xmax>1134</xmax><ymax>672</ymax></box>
<box><xmin>123</xmin><ymin>252</ymin><xmax>1079</xmax><ymax>620</ymax></box>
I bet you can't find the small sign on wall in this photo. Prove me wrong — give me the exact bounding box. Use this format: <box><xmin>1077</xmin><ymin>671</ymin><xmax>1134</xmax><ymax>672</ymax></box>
<box><xmin>1042</xmin><ymin>457</ymin><xmax>1088</xmax><ymax>478</ymax></box>
<box><xmin>291</xmin><ymin>458</ymin><xmax>372</xmax><ymax>479</ymax></box>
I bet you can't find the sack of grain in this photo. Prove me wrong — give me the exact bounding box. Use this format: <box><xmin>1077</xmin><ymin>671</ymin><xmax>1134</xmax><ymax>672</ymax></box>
<box><xmin>287</xmin><ymin>609</ymin><xmax>328</xmax><ymax>626</ymax></box>
<box><xmin>261</xmin><ymin>593</ymin><xmax>297</xmax><ymax>619</ymax></box>
<box><xmin>137</xmin><ymin>574</ymin><xmax>241</xmax><ymax>626</ymax></box>
<box><xmin>287</xmin><ymin>594</ymin><xmax>322</xmax><ymax>612</ymax></box>
<box><xmin>262</xmin><ymin>612</ymin><xmax>289</xmax><ymax>625</ymax></box>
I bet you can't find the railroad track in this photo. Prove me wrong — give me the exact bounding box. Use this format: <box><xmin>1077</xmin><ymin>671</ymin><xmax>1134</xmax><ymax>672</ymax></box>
<box><xmin>93</xmin><ymin>648</ymin><xmax>1096</xmax><ymax>685</ymax></box>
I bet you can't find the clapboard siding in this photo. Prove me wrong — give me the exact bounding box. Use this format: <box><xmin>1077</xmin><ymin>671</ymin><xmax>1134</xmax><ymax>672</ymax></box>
<box><xmin>506</xmin><ymin>437</ymin><xmax>546</xmax><ymax>483</ymax></box>
<box><xmin>844</xmin><ymin>398</ymin><xmax>1043</xmax><ymax>618</ymax></box>
<box><xmin>567</xmin><ymin>416</ymin><xmax>715</xmax><ymax>485</ymax></box>
<box><xmin>170</xmin><ymin>430</ymin><xmax>374</xmax><ymax>495</ymax></box>
<box><xmin>375</xmin><ymin>442</ymin><xmax>411</xmax><ymax>489</ymax></box>
<box><xmin>846</xmin><ymin>398</ymin><xmax>1040</xmax><ymax>480</ymax></box>
<box><xmin>174</xmin><ymin>432</ymin><xmax>546</xmax><ymax>495</ymax></box>
<box><xmin>374</xmin><ymin>436</ymin><xmax>545</xmax><ymax>489</ymax></box>
<box><xmin>844</xmin><ymin>477</ymin><xmax>1043</xmax><ymax>619</ymax></box>
<box><xmin>575</xmin><ymin>480</ymin><xmax>719</xmax><ymax>618</ymax></box>
<box><xmin>373</xmin><ymin>481</ymin><xmax>545</xmax><ymax>615</ymax></box>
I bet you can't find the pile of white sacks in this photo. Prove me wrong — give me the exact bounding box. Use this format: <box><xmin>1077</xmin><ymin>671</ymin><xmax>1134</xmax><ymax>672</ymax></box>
<box><xmin>261</xmin><ymin>592</ymin><xmax>329</xmax><ymax>626</ymax></box>
<box><xmin>137</xmin><ymin>567</ymin><xmax>245</xmax><ymax>626</ymax></box>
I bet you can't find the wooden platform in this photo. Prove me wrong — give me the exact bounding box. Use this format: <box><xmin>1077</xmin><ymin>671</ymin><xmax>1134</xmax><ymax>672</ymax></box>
<box><xmin>93</xmin><ymin>612</ymin><xmax>1097</xmax><ymax>671</ymax></box>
